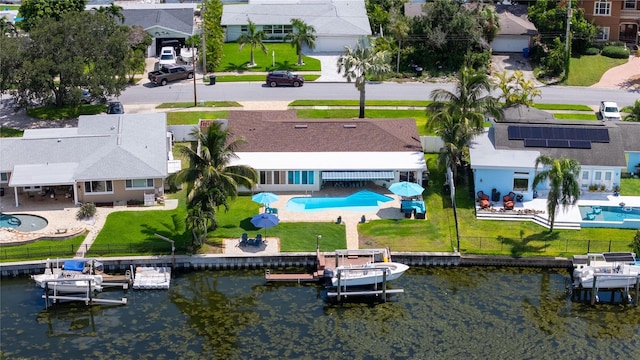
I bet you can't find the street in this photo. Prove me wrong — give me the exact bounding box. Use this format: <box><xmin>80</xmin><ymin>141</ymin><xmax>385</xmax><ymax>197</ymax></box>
<box><xmin>118</xmin><ymin>81</ymin><xmax>640</xmax><ymax>108</ymax></box>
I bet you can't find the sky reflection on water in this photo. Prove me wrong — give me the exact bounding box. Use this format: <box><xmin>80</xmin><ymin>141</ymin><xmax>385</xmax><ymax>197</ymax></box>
<box><xmin>1</xmin><ymin>266</ymin><xmax>639</xmax><ymax>359</ymax></box>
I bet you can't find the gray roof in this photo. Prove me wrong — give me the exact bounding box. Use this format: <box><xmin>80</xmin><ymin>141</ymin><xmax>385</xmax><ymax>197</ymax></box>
<box><xmin>221</xmin><ymin>1</ymin><xmax>371</xmax><ymax>36</ymax></box>
<box><xmin>122</xmin><ymin>9</ymin><xmax>194</xmax><ymax>36</ymax></box>
<box><xmin>1</xmin><ymin>114</ymin><xmax>168</xmax><ymax>183</ymax></box>
<box><xmin>490</xmin><ymin>105</ymin><xmax>627</xmax><ymax>167</ymax></box>
<box><xmin>616</xmin><ymin>121</ymin><xmax>640</xmax><ymax>151</ymax></box>
<box><xmin>495</xmin><ymin>5</ymin><xmax>537</xmax><ymax>36</ymax></box>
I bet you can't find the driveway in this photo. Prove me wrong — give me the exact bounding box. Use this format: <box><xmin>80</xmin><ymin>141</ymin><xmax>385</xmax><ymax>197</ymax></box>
<box><xmin>491</xmin><ymin>54</ymin><xmax>542</xmax><ymax>87</ymax></box>
<box><xmin>590</xmin><ymin>56</ymin><xmax>640</xmax><ymax>90</ymax></box>
<box><xmin>308</xmin><ymin>52</ymin><xmax>345</xmax><ymax>82</ymax></box>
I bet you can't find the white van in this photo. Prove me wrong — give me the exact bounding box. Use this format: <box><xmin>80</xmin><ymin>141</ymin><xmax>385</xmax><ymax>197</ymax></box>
<box><xmin>158</xmin><ymin>46</ymin><xmax>177</xmax><ymax>66</ymax></box>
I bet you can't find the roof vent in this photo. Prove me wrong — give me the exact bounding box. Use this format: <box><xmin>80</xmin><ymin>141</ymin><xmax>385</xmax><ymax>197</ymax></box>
<box><xmin>294</xmin><ymin>124</ymin><xmax>308</xmax><ymax>129</ymax></box>
<box><xmin>344</xmin><ymin>124</ymin><xmax>357</xmax><ymax>128</ymax></box>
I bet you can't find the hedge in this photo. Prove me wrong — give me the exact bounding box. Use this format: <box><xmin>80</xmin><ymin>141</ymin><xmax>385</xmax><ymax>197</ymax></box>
<box><xmin>601</xmin><ymin>46</ymin><xmax>630</xmax><ymax>59</ymax></box>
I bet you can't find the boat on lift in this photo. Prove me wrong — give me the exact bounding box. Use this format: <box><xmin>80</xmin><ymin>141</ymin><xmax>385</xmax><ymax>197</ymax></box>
<box><xmin>572</xmin><ymin>252</ymin><xmax>640</xmax><ymax>289</ymax></box>
<box><xmin>31</xmin><ymin>258</ymin><xmax>105</xmax><ymax>293</ymax></box>
<box><xmin>324</xmin><ymin>249</ymin><xmax>409</xmax><ymax>287</ymax></box>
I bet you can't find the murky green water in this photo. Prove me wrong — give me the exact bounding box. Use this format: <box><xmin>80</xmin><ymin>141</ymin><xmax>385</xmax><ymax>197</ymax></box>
<box><xmin>1</xmin><ymin>267</ymin><xmax>638</xmax><ymax>359</ymax></box>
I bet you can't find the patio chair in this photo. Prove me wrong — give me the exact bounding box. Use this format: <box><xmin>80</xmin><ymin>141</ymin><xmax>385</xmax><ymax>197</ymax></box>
<box><xmin>591</xmin><ymin>206</ymin><xmax>602</xmax><ymax>215</ymax></box>
<box><xmin>256</xmin><ymin>233</ymin><xmax>264</xmax><ymax>245</ymax></box>
<box><xmin>503</xmin><ymin>193</ymin><xmax>515</xmax><ymax>210</ymax></box>
<box><xmin>239</xmin><ymin>233</ymin><xmax>249</xmax><ymax>247</ymax></box>
<box><xmin>477</xmin><ymin>191</ymin><xmax>490</xmax><ymax>209</ymax></box>
<box><xmin>267</xmin><ymin>207</ymin><xmax>278</xmax><ymax>216</ymax></box>
<box><xmin>586</xmin><ymin>213</ymin><xmax>596</xmax><ymax>220</ymax></box>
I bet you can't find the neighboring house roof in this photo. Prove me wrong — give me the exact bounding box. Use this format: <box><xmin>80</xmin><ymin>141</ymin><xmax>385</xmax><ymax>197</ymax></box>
<box><xmin>1</xmin><ymin>114</ymin><xmax>168</xmax><ymax>186</ymax></box>
<box><xmin>473</xmin><ymin>105</ymin><xmax>627</xmax><ymax>168</ymax></box>
<box><xmin>221</xmin><ymin>1</ymin><xmax>371</xmax><ymax>37</ymax></box>
<box><xmin>122</xmin><ymin>8</ymin><xmax>194</xmax><ymax>36</ymax></box>
<box><xmin>201</xmin><ymin>110</ymin><xmax>426</xmax><ymax>172</ymax></box>
<box><xmin>494</xmin><ymin>5</ymin><xmax>537</xmax><ymax>36</ymax></box>
<box><xmin>616</xmin><ymin>122</ymin><xmax>640</xmax><ymax>152</ymax></box>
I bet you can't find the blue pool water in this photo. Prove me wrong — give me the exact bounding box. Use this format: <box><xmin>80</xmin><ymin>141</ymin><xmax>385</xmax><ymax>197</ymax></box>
<box><xmin>579</xmin><ymin>205</ymin><xmax>640</xmax><ymax>221</ymax></box>
<box><xmin>286</xmin><ymin>190</ymin><xmax>393</xmax><ymax>212</ymax></box>
<box><xmin>0</xmin><ymin>213</ymin><xmax>48</xmax><ymax>231</ymax></box>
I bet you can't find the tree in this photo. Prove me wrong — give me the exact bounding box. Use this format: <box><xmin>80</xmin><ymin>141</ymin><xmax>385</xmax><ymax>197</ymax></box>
<box><xmin>285</xmin><ymin>18</ymin><xmax>316</xmax><ymax>66</ymax></box>
<box><xmin>631</xmin><ymin>230</ymin><xmax>640</xmax><ymax>255</ymax></box>
<box><xmin>337</xmin><ymin>37</ymin><xmax>391</xmax><ymax>118</ymax></box>
<box><xmin>427</xmin><ymin>67</ymin><xmax>502</xmax><ymax>180</ymax></box>
<box><xmin>495</xmin><ymin>70</ymin><xmax>541</xmax><ymax>107</ymax></box>
<box><xmin>0</xmin><ymin>36</ymin><xmax>26</xmax><ymax>96</ymax></box>
<box><xmin>202</xmin><ymin>0</ymin><xmax>225</xmax><ymax>73</ymax></box>
<box><xmin>14</xmin><ymin>11</ymin><xmax>129</xmax><ymax>107</ymax></box>
<box><xmin>0</xmin><ymin>16</ymin><xmax>17</xmax><ymax>36</ymax></box>
<box><xmin>387</xmin><ymin>9</ymin><xmax>409</xmax><ymax>73</ymax></box>
<box><xmin>125</xmin><ymin>25</ymin><xmax>152</xmax><ymax>83</ymax></box>
<box><xmin>170</xmin><ymin>123</ymin><xmax>258</xmax><ymax>248</ymax></box>
<box><xmin>237</xmin><ymin>19</ymin><xmax>267</xmax><ymax>67</ymax></box>
<box><xmin>623</xmin><ymin>100</ymin><xmax>640</xmax><ymax>122</ymax></box>
<box><xmin>19</xmin><ymin>0</ymin><xmax>87</xmax><ymax>32</ymax></box>
<box><xmin>532</xmin><ymin>155</ymin><xmax>581</xmax><ymax>232</ymax></box>
<box><xmin>93</xmin><ymin>3</ymin><xmax>125</xmax><ymax>23</ymax></box>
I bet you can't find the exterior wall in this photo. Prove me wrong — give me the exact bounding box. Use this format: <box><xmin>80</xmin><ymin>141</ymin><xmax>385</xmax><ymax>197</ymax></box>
<box><xmin>582</xmin><ymin>0</ymin><xmax>640</xmax><ymax>42</ymax></box>
<box><xmin>577</xmin><ymin>165</ymin><xmax>622</xmax><ymax>191</ymax></box>
<box><xmin>78</xmin><ymin>179</ymin><xmax>163</xmax><ymax>204</ymax></box>
<box><xmin>473</xmin><ymin>168</ymin><xmax>536</xmax><ymax>202</ymax></box>
<box><xmin>627</xmin><ymin>151</ymin><xmax>640</xmax><ymax>173</ymax></box>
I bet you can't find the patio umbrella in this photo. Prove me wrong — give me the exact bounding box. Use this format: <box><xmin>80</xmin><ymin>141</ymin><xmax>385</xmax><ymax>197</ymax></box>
<box><xmin>252</xmin><ymin>192</ymin><xmax>279</xmax><ymax>208</ymax></box>
<box><xmin>388</xmin><ymin>181</ymin><xmax>425</xmax><ymax>197</ymax></box>
<box><xmin>250</xmin><ymin>213</ymin><xmax>279</xmax><ymax>237</ymax></box>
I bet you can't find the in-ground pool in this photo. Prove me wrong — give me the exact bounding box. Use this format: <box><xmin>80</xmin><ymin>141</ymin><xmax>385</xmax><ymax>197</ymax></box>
<box><xmin>0</xmin><ymin>213</ymin><xmax>48</xmax><ymax>232</ymax></box>
<box><xmin>580</xmin><ymin>205</ymin><xmax>640</xmax><ymax>221</ymax></box>
<box><xmin>286</xmin><ymin>190</ymin><xmax>393</xmax><ymax>212</ymax></box>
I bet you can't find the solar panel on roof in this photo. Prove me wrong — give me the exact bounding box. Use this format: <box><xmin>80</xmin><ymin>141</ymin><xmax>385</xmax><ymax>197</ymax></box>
<box><xmin>569</xmin><ymin>140</ymin><xmax>591</xmax><ymax>149</ymax></box>
<box><xmin>520</xmin><ymin>126</ymin><xmax>532</xmax><ymax>139</ymax></box>
<box><xmin>572</xmin><ymin>128</ymin><xmax>585</xmax><ymax>141</ymax></box>
<box><xmin>530</xmin><ymin>126</ymin><xmax>543</xmax><ymax>139</ymax></box>
<box><xmin>589</xmin><ymin>128</ymin><xmax>610</xmax><ymax>142</ymax></box>
<box><xmin>524</xmin><ymin>138</ymin><xmax>547</xmax><ymax>147</ymax></box>
<box><xmin>542</xmin><ymin>127</ymin><xmax>554</xmax><ymax>139</ymax></box>
<box><xmin>508</xmin><ymin>126</ymin><xmax>521</xmax><ymax>140</ymax></box>
<box><xmin>547</xmin><ymin>139</ymin><xmax>570</xmax><ymax>148</ymax></box>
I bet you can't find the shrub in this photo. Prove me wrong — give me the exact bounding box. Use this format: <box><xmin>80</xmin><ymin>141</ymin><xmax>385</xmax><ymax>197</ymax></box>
<box><xmin>76</xmin><ymin>202</ymin><xmax>96</xmax><ymax>220</ymax></box>
<box><xmin>583</xmin><ymin>47</ymin><xmax>600</xmax><ymax>55</ymax></box>
<box><xmin>601</xmin><ymin>46</ymin><xmax>630</xmax><ymax>59</ymax></box>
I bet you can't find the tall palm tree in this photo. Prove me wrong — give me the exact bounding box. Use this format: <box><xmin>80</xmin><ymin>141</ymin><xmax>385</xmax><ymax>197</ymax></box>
<box><xmin>387</xmin><ymin>9</ymin><xmax>409</xmax><ymax>73</ymax></box>
<box><xmin>237</xmin><ymin>19</ymin><xmax>267</xmax><ymax>67</ymax></box>
<box><xmin>93</xmin><ymin>3</ymin><xmax>125</xmax><ymax>23</ymax></box>
<box><xmin>532</xmin><ymin>155</ymin><xmax>581</xmax><ymax>232</ymax></box>
<box><xmin>170</xmin><ymin>123</ymin><xmax>258</xmax><ymax>247</ymax></box>
<box><xmin>337</xmin><ymin>37</ymin><xmax>391</xmax><ymax>118</ymax></box>
<box><xmin>427</xmin><ymin>67</ymin><xmax>502</xmax><ymax>180</ymax></box>
<box><xmin>285</xmin><ymin>18</ymin><xmax>316</xmax><ymax>66</ymax></box>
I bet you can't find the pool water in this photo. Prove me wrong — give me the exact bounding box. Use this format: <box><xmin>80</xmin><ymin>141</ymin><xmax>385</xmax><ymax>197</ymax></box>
<box><xmin>579</xmin><ymin>205</ymin><xmax>640</xmax><ymax>221</ymax></box>
<box><xmin>0</xmin><ymin>213</ymin><xmax>48</xmax><ymax>232</ymax></box>
<box><xmin>286</xmin><ymin>190</ymin><xmax>393</xmax><ymax>212</ymax></box>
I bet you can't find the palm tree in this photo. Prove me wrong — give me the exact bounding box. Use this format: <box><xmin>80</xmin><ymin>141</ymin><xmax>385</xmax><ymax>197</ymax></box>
<box><xmin>285</xmin><ymin>18</ymin><xmax>316</xmax><ymax>66</ymax></box>
<box><xmin>237</xmin><ymin>19</ymin><xmax>267</xmax><ymax>67</ymax></box>
<box><xmin>427</xmin><ymin>67</ymin><xmax>502</xmax><ymax>180</ymax></box>
<box><xmin>93</xmin><ymin>3</ymin><xmax>125</xmax><ymax>23</ymax></box>
<box><xmin>387</xmin><ymin>10</ymin><xmax>409</xmax><ymax>73</ymax></box>
<box><xmin>623</xmin><ymin>99</ymin><xmax>640</xmax><ymax>122</ymax></box>
<box><xmin>532</xmin><ymin>155</ymin><xmax>581</xmax><ymax>232</ymax></box>
<box><xmin>337</xmin><ymin>37</ymin><xmax>391</xmax><ymax>118</ymax></box>
<box><xmin>170</xmin><ymin>123</ymin><xmax>258</xmax><ymax>247</ymax></box>
<box><xmin>0</xmin><ymin>17</ymin><xmax>17</xmax><ymax>37</ymax></box>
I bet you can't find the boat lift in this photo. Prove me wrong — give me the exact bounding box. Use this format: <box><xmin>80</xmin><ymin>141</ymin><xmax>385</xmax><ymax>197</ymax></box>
<box><xmin>42</xmin><ymin>279</ymin><xmax>127</xmax><ymax>309</ymax></box>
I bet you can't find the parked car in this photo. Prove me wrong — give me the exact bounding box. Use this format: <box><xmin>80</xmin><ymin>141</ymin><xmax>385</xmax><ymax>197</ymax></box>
<box><xmin>106</xmin><ymin>101</ymin><xmax>124</xmax><ymax>114</ymax></box>
<box><xmin>148</xmin><ymin>64</ymin><xmax>194</xmax><ymax>86</ymax></box>
<box><xmin>158</xmin><ymin>46</ymin><xmax>177</xmax><ymax>66</ymax></box>
<box><xmin>266</xmin><ymin>71</ymin><xmax>304</xmax><ymax>87</ymax></box>
<box><xmin>599</xmin><ymin>101</ymin><xmax>621</xmax><ymax>121</ymax></box>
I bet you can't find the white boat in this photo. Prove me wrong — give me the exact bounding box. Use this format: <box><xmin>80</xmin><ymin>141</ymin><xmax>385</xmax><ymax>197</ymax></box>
<box><xmin>331</xmin><ymin>261</ymin><xmax>409</xmax><ymax>287</ymax></box>
<box><xmin>326</xmin><ymin>248</ymin><xmax>409</xmax><ymax>287</ymax></box>
<box><xmin>573</xmin><ymin>252</ymin><xmax>640</xmax><ymax>289</ymax></box>
<box><xmin>32</xmin><ymin>259</ymin><xmax>104</xmax><ymax>293</ymax></box>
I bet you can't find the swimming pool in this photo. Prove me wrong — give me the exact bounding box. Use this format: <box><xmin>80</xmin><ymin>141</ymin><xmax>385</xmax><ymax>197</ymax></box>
<box><xmin>0</xmin><ymin>213</ymin><xmax>49</xmax><ymax>232</ymax></box>
<box><xmin>579</xmin><ymin>205</ymin><xmax>640</xmax><ymax>222</ymax></box>
<box><xmin>286</xmin><ymin>190</ymin><xmax>393</xmax><ymax>212</ymax></box>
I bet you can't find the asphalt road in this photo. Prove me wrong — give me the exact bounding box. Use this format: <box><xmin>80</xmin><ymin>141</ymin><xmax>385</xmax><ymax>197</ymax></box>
<box><xmin>119</xmin><ymin>81</ymin><xmax>640</xmax><ymax>108</ymax></box>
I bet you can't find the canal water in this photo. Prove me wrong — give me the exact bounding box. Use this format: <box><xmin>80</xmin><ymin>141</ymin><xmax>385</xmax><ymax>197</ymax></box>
<box><xmin>1</xmin><ymin>266</ymin><xmax>639</xmax><ymax>359</ymax></box>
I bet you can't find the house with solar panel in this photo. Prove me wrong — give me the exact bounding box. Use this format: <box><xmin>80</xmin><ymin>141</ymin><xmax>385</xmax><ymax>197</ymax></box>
<box><xmin>469</xmin><ymin>105</ymin><xmax>640</xmax><ymax>204</ymax></box>
<box><xmin>0</xmin><ymin>114</ymin><xmax>173</xmax><ymax>209</ymax></box>
<box><xmin>200</xmin><ymin>110</ymin><xmax>428</xmax><ymax>192</ymax></box>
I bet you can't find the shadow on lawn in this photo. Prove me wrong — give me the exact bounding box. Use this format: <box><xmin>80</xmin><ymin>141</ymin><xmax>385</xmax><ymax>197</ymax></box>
<box><xmin>499</xmin><ymin>231</ymin><xmax>560</xmax><ymax>256</ymax></box>
<box><xmin>222</xmin><ymin>62</ymin><xmax>251</xmax><ymax>72</ymax></box>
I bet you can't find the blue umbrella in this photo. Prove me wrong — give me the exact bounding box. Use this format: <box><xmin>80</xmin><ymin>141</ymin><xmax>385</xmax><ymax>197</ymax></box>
<box><xmin>250</xmin><ymin>213</ymin><xmax>279</xmax><ymax>237</ymax></box>
<box><xmin>252</xmin><ymin>192</ymin><xmax>279</xmax><ymax>207</ymax></box>
<box><xmin>388</xmin><ymin>181</ymin><xmax>425</xmax><ymax>197</ymax></box>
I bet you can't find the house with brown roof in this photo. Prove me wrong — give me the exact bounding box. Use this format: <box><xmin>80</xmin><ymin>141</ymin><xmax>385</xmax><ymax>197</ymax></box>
<box><xmin>201</xmin><ymin>111</ymin><xmax>427</xmax><ymax>192</ymax></box>
<box><xmin>580</xmin><ymin>0</ymin><xmax>639</xmax><ymax>45</ymax></box>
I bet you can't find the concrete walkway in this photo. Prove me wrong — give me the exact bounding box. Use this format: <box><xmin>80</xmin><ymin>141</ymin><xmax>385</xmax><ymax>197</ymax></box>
<box><xmin>590</xmin><ymin>55</ymin><xmax>640</xmax><ymax>90</ymax></box>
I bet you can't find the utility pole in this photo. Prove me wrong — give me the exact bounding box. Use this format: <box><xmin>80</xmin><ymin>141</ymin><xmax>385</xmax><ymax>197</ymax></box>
<box><xmin>192</xmin><ymin>45</ymin><xmax>197</xmax><ymax>107</ymax></box>
<box><xmin>565</xmin><ymin>0</ymin><xmax>572</xmax><ymax>53</ymax></box>
<box><xmin>201</xmin><ymin>1</ymin><xmax>207</xmax><ymax>75</ymax></box>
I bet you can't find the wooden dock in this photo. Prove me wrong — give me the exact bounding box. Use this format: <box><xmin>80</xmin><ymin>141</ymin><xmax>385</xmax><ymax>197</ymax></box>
<box><xmin>264</xmin><ymin>250</ymin><xmax>325</xmax><ymax>283</ymax></box>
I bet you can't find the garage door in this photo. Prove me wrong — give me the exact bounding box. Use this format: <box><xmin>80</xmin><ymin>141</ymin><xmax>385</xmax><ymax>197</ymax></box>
<box><xmin>491</xmin><ymin>35</ymin><xmax>530</xmax><ymax>53</ymax></box>
<box><xmin>315</xmin><ymin>37</ymin><xmax>357</xmax><ymax>53</ymax></box>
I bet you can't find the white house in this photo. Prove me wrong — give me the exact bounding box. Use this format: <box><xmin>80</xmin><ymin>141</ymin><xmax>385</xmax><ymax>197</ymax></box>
<box><xmin>221</xmin><ymin>0</ymin><xmax>372</xmax><ymax>52</ymax></box>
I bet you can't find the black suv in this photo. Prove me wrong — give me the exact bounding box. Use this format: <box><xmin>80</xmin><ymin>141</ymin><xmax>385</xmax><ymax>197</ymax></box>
<box><xmin>106</xmin><ymin>101</ymin><xmax>125</xmax><ymax>114</ymax></box>
<box><xmin>266</xmin><ymin>71</ymin><xmax>304</xmax><ymax>87</ymax></box>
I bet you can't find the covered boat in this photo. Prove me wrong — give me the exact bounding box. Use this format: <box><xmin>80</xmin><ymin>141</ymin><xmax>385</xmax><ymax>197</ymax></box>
<box><xmin>32</xmin><ymin>259</ymin><xmax>104</xmax><ymax>293</ymax></box>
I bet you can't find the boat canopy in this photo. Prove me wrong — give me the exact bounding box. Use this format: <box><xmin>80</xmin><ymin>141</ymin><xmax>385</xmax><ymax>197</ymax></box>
<box><xmin>63</xmin><ymin>260</ymin><xmax>85</xmax><ymax>272</ymax></box>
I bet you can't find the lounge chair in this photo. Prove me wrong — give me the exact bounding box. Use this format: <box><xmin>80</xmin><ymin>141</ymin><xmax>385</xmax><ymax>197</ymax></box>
<box><xmin>477</xmin><ymin>191</ymin><xmax>490</xmax><ymax>209</ymax></box>
<box><xmin>586</xmin><ymin>213</ymin><xmax>596</xmax><ymax>220</ymax></box>
<box><xmin>256</xmin><ymin>233</ymin><xmax>265</xmax><ymax>245</ymax></box>
<box><xmin>503</xmin><ymin>193</ymin><xmax>515</xmax><ymax>210</ymax></box>
<box><xmin>591</xmin><ymin>206</ymin><xmax>602</xmax><ymax>215</ymax></box>
<box><xmin>266</xmin><ymin>207</ymin><xmax>278</xmax><ymax>216</ymax></box>
<box><xmin>239</xmin><ymin>233</ymin><xmax>249</xmax><ymax>247</ymax></box>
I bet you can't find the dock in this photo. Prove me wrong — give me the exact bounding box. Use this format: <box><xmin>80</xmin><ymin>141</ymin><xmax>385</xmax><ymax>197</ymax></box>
<box><xmin>264</xmin><ymin>250</ymin><xmax>326</xmax><ymax>283</ymax></box>
<box><xmin>132</xmin><ymin>266</ymin><xmax>171</xmax><ymax>289</ymax></box>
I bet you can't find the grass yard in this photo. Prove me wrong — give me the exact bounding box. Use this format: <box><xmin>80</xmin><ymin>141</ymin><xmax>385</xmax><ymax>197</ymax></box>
<box><xmin>218</xmin><ymin>43</ymin><xmax>321</xmax><ymax>73</ymax></box>
<box><xmin>566</xmin><ymin>55</ymin><xmax>628</xmax><ymax>86</ymax></box>
<box><xmin>166</xmin><ymin>110</ymin><xmax>229</xmax><ymax>125</ymax></box>
<box><xmin>621</xmin><ymin>178</ymin><xmax>640</xmax><ymax>195</ymax></box>
<box><xmin>553</xmin><ymin>113</ymin><xmax>598</xmax><ymax>120</ymax></box>
<box><xmin>157</xmin><ymin>101</ymin><xmax>242</xmax><ymax>109</ymax></box>
<box><xmin>0</xmin><ymin>235</ymin><xmax>87</xmax><ymax>263</ymax></box>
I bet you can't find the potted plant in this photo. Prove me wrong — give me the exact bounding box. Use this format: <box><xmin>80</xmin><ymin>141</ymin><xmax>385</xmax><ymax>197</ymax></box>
<box><xmin>613</xmin><ymin>185</ymin><xmax>621</xmax><ymax>196</ymax></box>
<box><xmin>599</xmin><ymin>184</ymin><xmax>606</xmax><ymax>192</ymax></box>
<box><xmin>588</xmin><ymin>184</ymin><xmax>597</xmax><ymax>192</ymax></box>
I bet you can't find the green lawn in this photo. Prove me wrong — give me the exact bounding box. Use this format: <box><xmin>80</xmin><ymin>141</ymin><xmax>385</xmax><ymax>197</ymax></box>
<box><xmin>218</xmin><ymin>43</ymin><xmax>321</xmax><ymax>72</ymax></box>
<box><xmin>566</xmin><ymin>55</ymin><xmax>628</xmax><ymax>86</ymax></box>
<box><xmin>156</xmin><ymin>101</ymin><xmax>242</xmax><ymax>109</ymax></box>
<box><xmin>166</xmin><ymin>110</ymin><xmax>229</xmax><ymax>125</ymax></box>
<box><xmin>621</xmin><ymin>178</ymin><xmax>640</xmax><ymax>195</ymax></box>
<box><xmin>553</xmin><ymin>113</ymin><xmax>598</xmax><ymax>120</ymax></box>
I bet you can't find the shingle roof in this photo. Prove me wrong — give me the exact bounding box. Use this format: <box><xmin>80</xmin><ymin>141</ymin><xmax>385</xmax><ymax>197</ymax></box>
<box><xmin>214</xmin><ymin>110</ymin><xmax>423</xmax><ymax>153</ymax></box>
<box><xmin>122</xmin><ymin>9</ymin><xmax>194</xmax><ymax>35</ymax></box>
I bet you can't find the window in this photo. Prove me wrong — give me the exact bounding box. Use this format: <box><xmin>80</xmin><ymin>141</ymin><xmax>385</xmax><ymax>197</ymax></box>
<box><xmin>594</xmin><ymin>2</ymin><xmax>611</xmax><ymax>15</ymax></box>
<box><xmin>125</xmin><ymin>179</ymin><xmax>154</xmax><ymax>189</ymax></box>
<box><xmin>0</xmin><ymin>172</ymin><xmax>8</xmax><ymax>183</ymax></box>
<box><xmin>582</xmin><ymin>171</ymin><xmax>589</xmax><ymax>180</ymax></box>
<box><xmin>604</xmin><ymin>172</ymin><xmax>612</xmax><ymax>181</ymax></box>
<box><xmin>259</xmin><ymin>171</ymin><xmax>287</xmax><ymax>185</ymax></box>
<box><xmin>596</xmin><ymin>27</ymin><xmax>610</xmax><ymax>41</ymax></box>
<box><xmin>513</xmin><ymin>178</ymin><xmax>529</xmax><ymax>192</ymax></box>
<box><xmin>84</xmin><ymin>180</ymin><xmax>113</xmax><ymax>193</ymax></box>
<box><xmin>624</xmin><ymin>0</ymin><xmax>636</xmax><ymax>9</ymax></box>
<box><xmin>287</xmin><ymin>171</ymin><xmax>314</xmax><ymax>185</ymax></box>
<box><xmin>240</xmin><ymin>25</ymin><xmax>248</xmax><ymax>34</ymax></box>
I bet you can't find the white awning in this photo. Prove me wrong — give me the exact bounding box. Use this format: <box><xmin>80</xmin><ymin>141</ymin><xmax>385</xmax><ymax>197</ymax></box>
<box><xmin>322</xmin><ymin>171</ymin><xmax>394</xmax><ymax>180</ymax></box>
<box><xmin>8</xmin><ymin>163</ymin><xmax>78</xmax><ymax>187</ymax></box>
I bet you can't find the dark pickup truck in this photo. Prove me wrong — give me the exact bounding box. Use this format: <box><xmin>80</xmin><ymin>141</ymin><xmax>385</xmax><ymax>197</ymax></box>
<box><xmin>148</xmin><ymin>64</ymin><xmax>194</xmax><ymax>86</ymax></box>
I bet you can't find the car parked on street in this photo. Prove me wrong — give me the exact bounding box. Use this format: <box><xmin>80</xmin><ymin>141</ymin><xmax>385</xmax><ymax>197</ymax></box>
<box><xmin>106</xmin><ymin>101</ymin><xmax>124</xmax><ymax>114</ymax></box>
<box><xmin>599</xmin><ymin>101</ymin><xmax>621</xmax><ymax>121</ymax></box>
<box><xmin>266</xmin><ymin>71</ymin><xmax>304</xmax><ymax>87</ymax></box>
